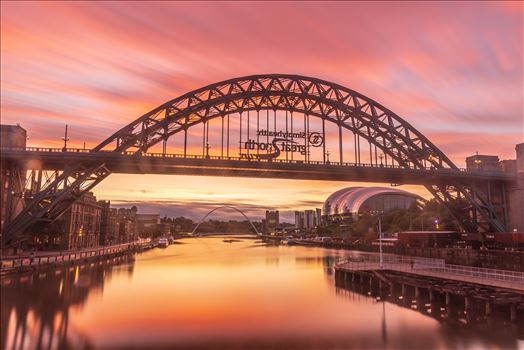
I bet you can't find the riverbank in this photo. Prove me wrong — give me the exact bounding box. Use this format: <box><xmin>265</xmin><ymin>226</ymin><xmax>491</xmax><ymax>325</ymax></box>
<box><xmin>0</xmin><ymin>241</ymin><xmax>156</xmax><ymax>276</ymax></box>
<box><xmin>265</xmin><ymin>236</ymin><xmax>524</xmax><ymax>271</ymax></box>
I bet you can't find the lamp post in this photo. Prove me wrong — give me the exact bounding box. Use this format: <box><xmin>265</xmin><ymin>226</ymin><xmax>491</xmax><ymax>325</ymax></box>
<box><xmin>325</xmin><ymin>150</ymin><xmax>331</xmax><ymax>165</ymax></box>
<box><xmin>378</xmin><ymin>214</ymin><xmax>383</xmax><ymax>269</ymax></box>
<box><xmin>62</xmin><ymin>124</ymin><xmax>70</xmax><ymax>152</ymax></box>
<box><xmin>205</xmin><ymin>142</ymin><xmax>211</xmax><ymax>159</ymax></box>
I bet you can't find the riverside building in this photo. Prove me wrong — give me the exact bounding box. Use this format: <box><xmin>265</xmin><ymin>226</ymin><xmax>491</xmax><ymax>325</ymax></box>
<box><xmin>262</xmin><ymin>210</ymin><xmax>279</xmax><ymax>234</ymax></box>
<box><xmin>323</xmin><ymin>187</ymin><xmax>421</xmax><ymax>223</ymax></box>
<box><xmin>294</xmin><ymin>209</ymin><xmax>322</xmax><ymax>232</ymax></box>
<box><xmin>47</xmin><ymin>192</ymin><xmax>102</xmax><ymax>250</ymax></box>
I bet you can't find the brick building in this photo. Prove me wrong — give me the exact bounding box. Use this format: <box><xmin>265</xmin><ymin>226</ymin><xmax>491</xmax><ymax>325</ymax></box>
<box><xmin>136</xmin><ymin>213</ymin><xmax>160</xmax><ymax>235</ymax></box>
<box><xmin>118</xmin><ymin>207</ymin><xmax>138</xmax><ymax>242</ymax></box>
<box><xmin>99</xmin><ymin>200</ymin><xmax>120</xmax><ymax>245</ymax></box>
<box><xmin>47</xmin><ymin>192</ymin><xmax>102</xmax><ymax>250</ymax></box>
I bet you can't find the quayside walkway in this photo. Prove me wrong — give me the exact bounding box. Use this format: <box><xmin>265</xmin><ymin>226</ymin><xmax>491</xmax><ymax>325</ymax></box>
<box><xmin>335</xmin><ymin>253</ymin><xmax>524</xmax><ymax>291</ymax></box>
<box><xmin>0</xmin><ymin>240</ymin><xmax>155</xmax><ymax>274</ymax></box>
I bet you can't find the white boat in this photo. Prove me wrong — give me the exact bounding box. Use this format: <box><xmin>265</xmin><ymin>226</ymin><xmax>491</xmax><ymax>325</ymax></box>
<box><xmin>158</xmin><ymin>238</ymin><xmax>169</xmax><ymax>248</ymax></box>
<box><xmin>281</xmin><ymin>237</ymin><xmax>297</xmax><ymax>246</ymax></box>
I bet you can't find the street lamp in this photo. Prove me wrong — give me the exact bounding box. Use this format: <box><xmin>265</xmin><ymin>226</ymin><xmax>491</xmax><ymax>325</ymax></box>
<box><xmin>377</xmin><ymin>214</ymin><xmax>383</xmax><ymax>269</ymax></box>
<box><xmin>434</xmin><ymin>217</ymin><xmax>440</xmax><ymax>230</ymax></box>
<box><xmin>62</xmin><ymin>124</ymin><xmax>70</xmax><ymax>152</ymax></box>
<box><xmin>205</xmin><ymin>142</ymin><xmax>211</xmax><ymax>158</ymax></box>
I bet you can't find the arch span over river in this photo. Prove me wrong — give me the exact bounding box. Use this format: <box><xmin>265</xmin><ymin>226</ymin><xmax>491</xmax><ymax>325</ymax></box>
<box><xmin>2</xmin><ymin>74</ymin><xmax>511</xmax><ymax>245</ymax></box>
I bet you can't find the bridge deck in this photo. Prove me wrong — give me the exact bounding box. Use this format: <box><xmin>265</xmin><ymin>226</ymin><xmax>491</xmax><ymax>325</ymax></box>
<box><xmin>1</xmin><ymin>147</ymin><xmax>515</xmax><ymax>184</ymax></box>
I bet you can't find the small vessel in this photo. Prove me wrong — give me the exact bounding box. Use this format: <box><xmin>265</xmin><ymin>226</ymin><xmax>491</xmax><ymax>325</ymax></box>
<box><xmin>223</xmin><ymin>239</ymin><xmax>242</xmax><ymax>243</ymax></box>
<box><xmin>158</xmin><ymin>238</ymin><xmax>169</xmax><ymax>248</ymax></box>
<box><xmin>281</xmin><ymin>237</ymin><xmax>296</xmax><ymax>246</ymax></box>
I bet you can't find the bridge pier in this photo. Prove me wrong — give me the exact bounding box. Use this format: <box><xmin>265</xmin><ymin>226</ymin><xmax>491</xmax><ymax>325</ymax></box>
<box><xmin>485</xmin><ymin>301</ymin><xmax>491</xmax><ymax>318</ymax></box>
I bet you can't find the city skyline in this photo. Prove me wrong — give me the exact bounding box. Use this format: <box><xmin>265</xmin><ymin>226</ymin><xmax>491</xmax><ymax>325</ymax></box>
<box><xmin>1</xmin><ymin>1</ymin><xmax>522</xmax><ymax>220</ymax></box>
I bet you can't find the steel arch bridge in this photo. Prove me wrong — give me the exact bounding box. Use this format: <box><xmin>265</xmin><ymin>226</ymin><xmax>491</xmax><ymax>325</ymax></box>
<box><xmin>190</xmin><ymin>206</ymin><xmax>260</xmax><ymax>236</ymax></box>
<box><xmin>1</xmin><ymin>74</ymin><xmax>511</xmax><ymax>245</ymax></box>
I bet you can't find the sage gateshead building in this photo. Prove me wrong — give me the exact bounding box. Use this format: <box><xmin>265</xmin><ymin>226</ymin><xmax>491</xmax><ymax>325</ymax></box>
<box><xmin>322</xmin><ymin>187</ymin><xmax>422</xmax><ymax>222</ymax></box>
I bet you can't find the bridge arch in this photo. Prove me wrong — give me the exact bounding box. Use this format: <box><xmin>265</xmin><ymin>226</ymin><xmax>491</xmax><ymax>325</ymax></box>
<box><xmin>95</xmin><ymin>74</ymin><xmax>454</xmax><ymax>171</ymax></box>
<box><xmin>2</xmin><ymin>74</ymin><xmax>507</xmax><ymax>244</ymax></box>
<box><xmin>93</xmin><ymin>74</ymin><xmax>505</xmax><ymax>233</ymax></box>
<box><xmin>190</xmin><ymin>206</ymin><xmax>261</xmax><ymax>236</ymax></box>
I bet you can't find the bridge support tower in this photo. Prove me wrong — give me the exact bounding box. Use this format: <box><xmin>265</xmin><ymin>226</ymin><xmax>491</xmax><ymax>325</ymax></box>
<box><xmin>0</xmin><ymin>125</ymin><xmax>27</xmax><ymax>242</ymax></box>
<box><xmin>507</xmin><ymin>143</ymin><xmax>524</xmax><ymax>232</ymax></box>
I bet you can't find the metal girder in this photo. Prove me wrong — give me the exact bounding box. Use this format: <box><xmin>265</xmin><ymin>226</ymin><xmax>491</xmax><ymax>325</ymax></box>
<box><xmin>2</xmin><ymin>163</ymin><xmax>110</xmax><ymax>245</ymax></box>
<box><xmin>425</xmin><ymin>183</ymin><xmax>506</xmax><ymax>233</ymax></box>
<box><xmin>2</xmin><ymin>74</ymin><xmax>508</xmax><ymax>244</ymax></box>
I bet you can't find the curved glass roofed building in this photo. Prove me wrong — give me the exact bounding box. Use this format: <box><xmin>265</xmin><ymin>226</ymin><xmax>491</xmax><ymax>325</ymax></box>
<box><xmin>323</xmin><ymin>187</ymin><xmax>421</xmax><ymax>220</ymax></box>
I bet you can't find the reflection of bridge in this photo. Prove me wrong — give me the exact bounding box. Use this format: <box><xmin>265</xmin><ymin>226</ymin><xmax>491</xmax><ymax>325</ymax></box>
<box><xmin>191</xmin><ymin>206</ymin><xmax>260</xmax><ymax>236</ymax></box>
<box><xmin>1</xmin><ymin>74</ymin><xmax>517</xmax><ymax>244</ymax></box>
<box><xmin>1</xmin><ymin>254</ymin><xmax>135</xmax><ymax>349</ymax></box>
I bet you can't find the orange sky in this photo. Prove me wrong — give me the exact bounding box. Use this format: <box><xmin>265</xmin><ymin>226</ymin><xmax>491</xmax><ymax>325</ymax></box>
<box><xmin>1</xmin><ymin>1</ymin><xmax>522</xmax><ymax>221</ymax></box>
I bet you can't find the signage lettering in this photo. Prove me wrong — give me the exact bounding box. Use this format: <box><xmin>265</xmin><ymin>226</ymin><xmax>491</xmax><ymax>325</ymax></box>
<box><xmin>239</xmin><ymin>129</ymin><xmax>324</xmax><ymax>160</ymax></box>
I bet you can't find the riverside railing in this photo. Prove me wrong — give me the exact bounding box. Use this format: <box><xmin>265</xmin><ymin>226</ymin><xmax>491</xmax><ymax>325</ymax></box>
<box><xmin>0</xmin><ymin>241</ymin><xmax>155</xmax><ymax>271</ymax></box>
<box><xmin>336</xmin><ymin>253</ymin><xmax>524</xmax><ymax>291</ymax></box>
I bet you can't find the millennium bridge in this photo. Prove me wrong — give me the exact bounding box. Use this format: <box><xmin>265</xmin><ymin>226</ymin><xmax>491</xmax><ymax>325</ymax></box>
<box><xmin>1</xmin><ymin>74</ymin><xmax>518</xmax><ymax>245</ymax></box>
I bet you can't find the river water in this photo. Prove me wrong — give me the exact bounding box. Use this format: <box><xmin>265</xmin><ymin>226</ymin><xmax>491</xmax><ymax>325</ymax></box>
<box><xmin>1</xmin><ymin>236</ymin><xmax>522</xmax><ymax>349</ymax></box>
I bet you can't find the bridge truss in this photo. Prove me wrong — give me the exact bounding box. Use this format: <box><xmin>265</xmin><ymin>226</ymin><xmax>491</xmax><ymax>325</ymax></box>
<box><xmin>1</xmin><ymin>74</ymin><xmax>509</xmax><ymax>245</ymax></box>
<box><xmin>191</xmin><ymin>206</ymin><xmax>260</xmax><ymax>236</ymax></box>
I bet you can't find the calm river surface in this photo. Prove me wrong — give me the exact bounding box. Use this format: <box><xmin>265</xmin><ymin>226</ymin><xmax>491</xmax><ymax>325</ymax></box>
<box><xmin>2</xmin><ymin>236</ymin><xmax>523</xmax><ymax>349</ymax></box>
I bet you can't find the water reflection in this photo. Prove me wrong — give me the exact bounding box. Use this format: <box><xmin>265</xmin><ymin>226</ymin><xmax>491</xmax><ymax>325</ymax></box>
<box><xmin>1</xmin><ymin>237</ymin><xmax>522</xmax><ymax>349</ymax></box>
<box><xmin>1</xmin><ymin>255</ymin><xmax>135</xmax><ymax>349</ymax></box>
<box><xmin>335</xmin><ymin>278</ymin><xmax>523</xmax><ymax>349</ymax></box>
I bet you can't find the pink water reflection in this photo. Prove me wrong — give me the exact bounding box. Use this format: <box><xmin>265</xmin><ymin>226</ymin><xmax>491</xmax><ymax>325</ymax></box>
<box><xmin>2</xmin><ymin>237</ymin><xmax>522</xmax><ymax>349</ymax></box>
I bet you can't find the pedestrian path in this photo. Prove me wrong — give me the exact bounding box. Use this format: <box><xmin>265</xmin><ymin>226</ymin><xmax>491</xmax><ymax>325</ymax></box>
<box><xmin>336</xmin><ymin>253</ymin><xmax>524</xmax><ymax>291</ymax></box>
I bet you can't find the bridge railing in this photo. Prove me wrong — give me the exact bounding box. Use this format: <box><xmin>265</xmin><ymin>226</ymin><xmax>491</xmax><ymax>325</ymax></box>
<box><xmin>335</xmin><ymin>253</ymin><xmax>524</xmax><ymax>290</ymax></box>
<box><xmin>1</xmin><ymin>146</ymin><xmax>509</xmax><ymax>176</ymax></box>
